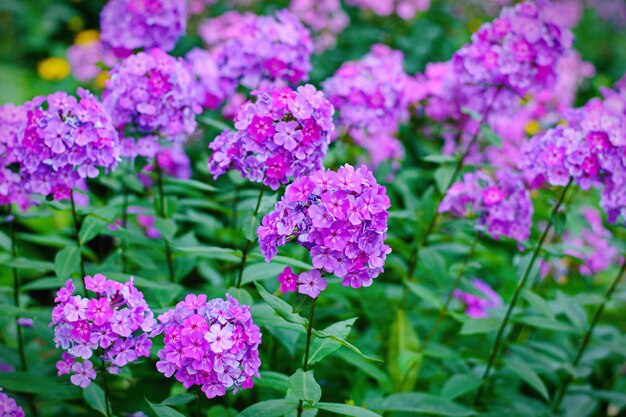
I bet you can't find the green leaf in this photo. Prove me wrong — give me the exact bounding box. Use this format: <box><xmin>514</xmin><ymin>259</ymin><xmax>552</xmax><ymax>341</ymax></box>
<box><xmin>255</xmin><ymin>283</ymin><xmax>307</xmax><ymax>328</ymax></box>
<box><xmin>313</xmin><ymin>328</ymin><xmax>382</xmax><ymax>363</ymax></box>
<box><xmin>165</xmin><ymin>177</ymin><xmax>217</xmax><ymax>193</ymax></box>
<box><xmin>83</xmin><ymin>383</ymin><xmax>108</xmax><ymax>416</ymax></box>
<box><xmin>247</xmin><ymin>254</ymin><xmax>312</xmax><ymax>270</ymax></box>
<box><xmin>505</xmin><ymin>359</ymin><xmax>550</xmax><ymax>401</ymax></box>
<box><xmin>79</xmin><ymin>215</ymin><xmax>108</xmax><ymax>245</ymax></box>
<box><xmin>336</xmin><ymin>350</ymin><xmax>394</xmax><ymax>392</ymax></box>
<box><xmin>0</xmin><ymin>371</ymin><xmax>80</xmax><ymax>399</ymax></box>
<box><xmin>198</xmin><ymin>114</ymin><xmax>234</xmax><ymax>132</ymax></box>
<box><xmin>459</xmin><ymin>318</ymin><xmax>501</xmax><ymax>335</ymax></box>
<box><xmin>367</xmin><ymin>393</ymin><xmax>475</xmax><ymax>416</ymax></box>
<box><xmin>289</xmin><ymin>369</ymin><xmax>322</xmax><ymax>404</ymax></box>
<box><xmin>292</xmin><ymin>293</ymin><xmax>317</xmax><ymax>314</ymax></box>
<box><xmin>441</xmin><ymin>374</ymin><xmax>480</xmax><ymax>400</ymax></box>
<box><xmin>0</xmin><ymin>229</ymin><xmax>11</xmax><ymax>251</ymax></box>
<box><xmin>54</xmin><ymin>246</ymin><xmax>80</xmax><ymax>279</ymax></box>
<box><xmin>404</xmin><ymin>280</ymin><xmax>442</xmax><ymax>309</ymax></box>
<box><xmin>242</xmin><ymin>214</ymin><xmax>259</xmax><ymax>242</ymax></box>
<box><xmin>149</xmin><ymin>402</ymin><xmax>186</xmax><ymax>417</ymax></box>
<box><xmin>174</xmin><ymin>246</ymin><xmax>242</xmax><ymax>263</ymax></box>
<box><xmin>434</xmin><ymin>166</ymin><xmax>456</xmax><ymax>195</ymax></box>
<box><xmin>160</xmin><ymin>393</ymin><xmax>197</xmax><ymax>407</ymax></box>
<box><xmin>387</xmin><ymin>309</ymin><xmax>421</xmax><ymax>391</ymax></box>
<box><xmin>522</xmin><ymin>290</ymin><xmax>554</xmax><ymax>320</ymax></box>
<box><xmin>315</xmin><ymin>403</ymin><xmax>381</xmax><ymax>417</ymax></box>
<box><xmin>4</xmin><ymin>258</ymin><xmax>55</xmax><ymax>272</ymax></box>
<box><xmin>423</xmin><ymin>154</ymin><xmax>457</xmax><ymax>164</ymax></box>
<box><xmin>154</xmin><ymin>218</ymin><xmax>177</xmax><ymax>241</ymax></box>
<box><xmin>480</xmin><ymin>125</ymin><xmax>502</xmax><ymax>146</ymax></box>
<box><xmin>551</xmin><ymin>211</ymin><xmax>567</xmax><ymax>236</ymax></box>
<box><xmin>555</xmin><ymin>291</ymin><xmax>587</xmax><ymax>331</ymax></box>
<box><xmin>515</xmin><ymin>316</ymin><xmax>577</xmax><ymax>333</ymax></box>
<box><xmin>255</xmin><ymin>371</ymin><xmax>290</xmax><ymax>393</ymax></box>
<box><xmin>235</xmin><ymin>399</ymin><xmax>298</xmax><ymax>417</ymax></box>
<box><xmin>242</xmin><ymin>262</ymin><xmax>292</xmax><ymax>285</ymax></box>
<box><xmin>309</xmin><ymin>318</ymin><xmax>357</xmax><ymax>365</ymax></box>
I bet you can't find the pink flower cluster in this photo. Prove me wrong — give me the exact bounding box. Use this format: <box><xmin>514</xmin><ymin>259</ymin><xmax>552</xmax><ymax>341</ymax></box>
<box><xmin>155</xmin><ymin>294</ymin><xmax>262</xmax><ymax>399</ymax></box>
<box><xmin>52</xmin><ymin>275</ymin><xmax>156</xmax><ymax>388</ymax></box>
<box><xmin>453</xmin><ymin>278</ymin><xmax>502</xmax><ymax>319</ymax></box>
<box><xmin>103</xmin><ymin>48</ymin><xmax>201</xmax><ymax>146</ymax></box>
<box><xmin>346</xmin><ymin>0</ymin><xmax>430</xmax><ymax>20</ymax></box>
<box><xmin>290</xmin><ymin>0</ymin><xmax>349</xmax><ymax>52</ymax></box>
<box><xmin>199</xmin><ymin>10</ymin><xmax>314</xmax><ymax>92</ymax></box>
<box><xmin>19</xmin><ymin>89</ymin><xmax>120</xmax><ymax>201</ymax></box>
<box><xmin>521</xmin><ymin>84</ymin><xmax>626</xmax><ymax>221</ymax></box>
<box><xmin>67</xmin><ymin>40</ymin><xmax>117</xmax><ymax>83</ymax></box>
<box><xmin>0</xmin><ymin>104</ymin><xmax>30</xmax><ymax>209</ymax></box>
<box><xmin>208</xmin><ymin>85</ymin><xmax>334</xmax><ymax>190</ymax></box>
<box><xmin>322</xmin><ymin>44</ymin><xmax>408</xmax><ymax>166</ymax></box>
<box><xmin>258</xmin><ymin>164</ymin><xmax>391</xmax><ymax>295</ymax></box>
<box><xmin>439</xmin><ymin>171</ymin><xmax>534</xmax><ymax>242</ymax></box>
<box><xmin>186</xmin><ymin>48</ymin><xmax>228</xmax><ymax>110</ymax></box>
<box><xmin>100</xmin><ymin>0</ymin><xmax>187</xmax><ymax>57</ymax></box>
<box><xmin>0</xmin><ymin>389</ymin><xmax>24</xmax><ymax>417</ymax></box>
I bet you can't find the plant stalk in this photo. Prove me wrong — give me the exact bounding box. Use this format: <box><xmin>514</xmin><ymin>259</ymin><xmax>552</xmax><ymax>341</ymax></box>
<box><xmin>297</xmin><ymin>302</ymin><xmax>316</xmax><ymax>417</ymax></box>
<box><xmin>154</xmin><ymin>157</ymin><xmax>176</xmax><ymax>282</ymax></box>
<box><xmin>235</xmin><ymin>187</ymin><xmax>265</xmax><ymax>288</ymax></box>
<box><xmin>101</xmin><ymin>358</ymin><xmax>112</xmax><ymax>417</ymax></box>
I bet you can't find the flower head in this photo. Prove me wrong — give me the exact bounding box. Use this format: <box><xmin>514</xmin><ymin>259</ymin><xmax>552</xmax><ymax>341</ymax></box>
<box><xmin>453</xmin><ymin>278</ymin><xmax>502</xmax><ymax>318</ymax></box>
<box><xmin>0</xmin><ymin>389</ymin><xmax>25</xmax><ymax>417</ymax></box>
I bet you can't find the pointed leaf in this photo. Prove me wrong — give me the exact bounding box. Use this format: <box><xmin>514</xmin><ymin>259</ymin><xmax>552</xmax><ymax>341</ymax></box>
<box><xmin>315</xmin><ymin>403</ymin><xmax>381</xmax><ymax>417</ymax></box>
<box><xmin>308</xmin><ymin>318</ymin><xmax>357</xmax><ymax>365</ymax></box>
<box><xmin>289</xmin><ymin>369</ymin><xmax>322</xmax><ymax>404</ymax></box>
<box><xmin>55</xmin><ymin>245</ymin><xmax>81</xmax><ymax>279</ymax></box>
<box><xmin>235</xmin><ymin>399</ymin><xmax>298</xmax><ymax>417</ymax></box>
<box><xmin>255</xmin><ymin>283</ymin><xmax>307</xmax><ymax>328</ymax></box>
<box><xmin>83</xmin><ymin>383</ymin><xmax>108</xmax><ymax>416</ymax></box>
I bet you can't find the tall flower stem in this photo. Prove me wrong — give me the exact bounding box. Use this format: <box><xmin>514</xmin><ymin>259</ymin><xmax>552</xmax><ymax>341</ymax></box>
<box><xmin>70</xmin><ymin>191</ymin><xmax>86</xmax><ymax>281</ymax></box>
<box><xmin>297</xmin><ymin>302</ymin><xmax>316</xmax><ymax>417</ymax></box>
<box><xmin>101</xmin><ymin>358</ymin><xmax>112</xmax><ymax>417</ymax></box>
<box><xmin>121</xmin><ymin>184</ymin><xmax>130</xmax><ymax>273</ymax></box>
<box><xmin>474</xmin><ymin>179</ymin><xmax>573</xmax><ymax>405</ymax></box>
<box><xmin>235</xmin><ymin>187</ymin><xmax>265</xmax><ymax>288</ymax></box>
<box><xmin>154</xmin><ymin>157</ymin><xmax>176</xmax><ymax>283</ymax></box>
<box><xmin>7</xmin><ymin>206</ymin><xmax>27</xmax><ymax>371</ymax></box>
<box><xmin>551</xmin><ymin>259</ymin><xmax>626</xmax><ymax>413</ymax></box>
<box><xmin>419</xmin><ymin>232</ymin><xmax>480</xmax><ymax>352</ymax></box>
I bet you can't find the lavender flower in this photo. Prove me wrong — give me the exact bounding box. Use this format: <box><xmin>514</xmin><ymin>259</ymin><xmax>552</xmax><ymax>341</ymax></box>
<box><xmin>258</xmin><ymin>164</ymin><xmax>391</xmax><ymax>296</ymax></box>
<box><xmin>208</xmin><ymin>85</ymin><xmax>334</xmax><ymax>190</ymax></box>
<box><xmin>290</xmin><ymin>0</ymin><xmax>349</xmax><ymax>52</ymax></box>
<box><xmin>19</xmin><ymin>89</ymin><xmax>120</xmax><ymax>201</ymax></box>
<box><xmin>0</xmin><ymin>104</ymin><xmax>30</xmax><ymax>209</ymax></box>
<box><xmin>154</xmin><ymin>294</ymin><xmax>262</xmax><ymax>399</ymax></box>
<box><xmin>67</xmin><ymin>39</ymin><xmax>117</xmax><ymax>83</ymax></box>
<box><xmin>453</xmin><ymin>278</ymin><xmax>502</xmax><ymax>319</ymax></box>
<box><xmin>0</xmin><ymin>389</ymin><xmax>24</xmax><ymax>417</ymax></box>
<box><xmin>51</xmin><ymin>275</ymin><xmax>157</xmax><ymax>387</ymax></box>
<box><xmin>100</xmin><ymin>0</ymin><xmax>187</xmax><ymax>57</ymax></box>
<box><xmin>346</xmin><ymin>0</ymin><xmax>430</xmax><ymax>20</ymax></box>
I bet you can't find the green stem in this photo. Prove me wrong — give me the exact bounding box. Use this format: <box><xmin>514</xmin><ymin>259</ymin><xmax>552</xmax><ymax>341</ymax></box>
<box><xmin>8</xmin><ymin>205</ymin><xmax>27</xmax><ymax>372</ymax></box>
<box><xmin>154</xmin><ymin>158</ymin><xmax>176</xmax><ymax>282</ymax></box>
<box><xmin>101</xmin><ymin>359</ymin><xmax>112</xmax><ymax>417</ymax></box>
<box><xmin>551</xmin><ymin>259</ymin><xmax>626</xmax><ymax>413</ymax></box>
<box><xmin>420</xmin><ymin>232</ymin><xmax>480</xmax><ymax>352</ymax></box>
<box><xmin>236</xmin><ymin>187</ymin><xmax>265</xmax><ymax>288</ymax></box>
<box><xmin>70</xmin><ymin>191</ymin><xmax>87</xmax><ymax>298</ymax></box>
<box><xmin>121</xmin><ymin>181</ymin><xmax>130</xmax><ymax>274</ymax></box>
<box><xmin>474</xmin><ymin>178</ymin><xmax>573</xmax><ymax>406</ymax></box>
<box><xmin>297</xmin><ymin>302</ymin><xmax>316</xmax><ymax>417</ymax></box>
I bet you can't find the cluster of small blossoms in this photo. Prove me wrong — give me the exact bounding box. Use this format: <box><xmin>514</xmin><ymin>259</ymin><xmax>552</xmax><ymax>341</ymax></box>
<box><xmin>186</xmin><ymin>48</ymin><xmax>230</xmax><ymax>110</ymax></box>
<box><xmin>67</xmin><ymin>39</ymin><xmax>117</xmax><ymax>83</ymax></box>
<box><xmin>0</xmin><ymin>389</ymin><xmax>24</xmax><ymax>417</ymax></box>
<box><xmin>453</xmin><ymin>278</ymin><xmax>502</xmax><ymax>319</ymax></box>
<box><xmin>100</xmin><ymin>0</ymin><xmax>187</xmax><ymax>57</ymax></box>
<box><xmin>346</xmin><ymin>0</ymin><xmax>430</xmax><ymax>20</ymax></box>
<box><xmin>199</xmin><ymin>10</ymin><xmax>314</xmax><ymax>92</ymax></box>
<box><xmin>103</xmin><ymin>48</ymin><xmax>201</xmax><ymax>143</ymax></box>
<box><xmin>322</xmin><ymin>44</ymin><xmax>409</xmax><ymax>167</ymax></box>
<box><xmin>154</xmin><ymin>294</ymin><xmax>262</xmax><ymax>399</ymax></box>
<box><xmin>453</xmin><ymin>1</ymin><xmax>573</xmax><ymax>116</ymax></box>
<box><xmin>19</xmin><ymin>89</ymin><xmax>120</xmax><ymax>201</ymax></box>
<box><xmin>138</xmin><ymin>144</ymin><xmax>192</xmax><ymax>188</ymax></box>
<box><xmin>52</xmin><ymin>275</ymin><xmax>157</xmax><ymax>388</ymax></box>
<box><xmin>0</xmin><ymin>104</ymin><xmax>30</xmax><ymax>209</ymax></box>
<box><xmin>439</xmin><ymin>170</ymin><xmax>534</xmax><ymax>242</ymax></box>
<box><xmin>208</xmin><ymin>85</ymin><xmax>334</xmax><ymax>190</ymax></box>
<box><xmin>258</xmin><ymin>164</ymin><xmax>391</xmax><ymax>295</ymax></box>
<box><xmin>290</xmin><ymin>0</ymin><xmax>349</xmax><ymax>52</ymax></box>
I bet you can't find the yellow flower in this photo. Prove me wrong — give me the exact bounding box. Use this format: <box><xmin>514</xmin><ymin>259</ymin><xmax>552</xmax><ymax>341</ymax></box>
<box><xmin>38</xmin><ymin>57</ymin><xmax>71</xmax><ymax>81</ymax></box>
<box><xmin>524</xmin><ymin>120</ymin><xmax>541</xmax><ymax>136</ymax></box>
<box><xmin>75</xmin><ymin>30</ymin><xmax>100</xmax><ymax>45</ymax></box>
<box><xmin>95</xmin><ymin>71</ymin><xmax>110</xmax><ymax>89</ymax></box>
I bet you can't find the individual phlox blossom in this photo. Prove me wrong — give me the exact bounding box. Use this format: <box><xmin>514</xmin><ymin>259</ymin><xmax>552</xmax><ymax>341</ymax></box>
<box><xmin>453</xmin><ymin>278</ymin><xmax>502</xmax><ymax>319</ymax></box>
<box><xmin>67</xmin><ymin>40</ymin><xmax>117</xmax><ymax>83</ymax></box>
<box><xmin>346</xmin><ymin>0</ymin><xmax>430</xmax><ymax>20</ymax></box>
<box><xmin>100</xmin><ymin>0</ymin><xmax>187</xmax><ymax>57</ymax></box>
<box><xmin>199</xmin><ymin>10</ymin><xmax>314</xmax><ymax>91</ymax></box>
<box><xmin>154</xmin><ymin>294</ymin><xmax>262</xmax><ymax>399</ymax></box>
<box><xmin>208</xmin><ymin>85</ymin><xmax>334</xmax><ymax>190</ymax></box>
<box><xmin>18</xmin><ymin>89</ymin><xmax>120</xmax><ymax>201</ymax></box>
<box><xmin>258</xmin><ymin>164</ymin><xmax>391</xmax><ymax>295</ymax></box>
<box><xmin>138</xmin><ymin>144</ymin><xmax>192</xmax><ymax>188</ymax></box>
<box><xmin>322</xmin><ymin>44</ymin><xmax>409</xmax><ymax>166</ymax></box>
<box><xmin>439</xmin><ymin>170</ymin><xmax>534</xmax><ymax>242</ymax></box>
<box><xmin>0</xmin><ymin>104</ymin><xmax>30</xmax><ymax>209</ymax></box>
<box><xmin>103</xmin><ymin>48</ymin><xmax>201</xmax><ymax>143</ymax></box>
<box><xmin>51</xmin><ymin>275</ymin><xmax>157</xmax><ymax>387</ymax></box>
<box><xmin>290</xmin><ymin>0</ymin><xmax>349</xmax><ymax>52</ymax></box>
<box><xmin>186</xmin><ymin>48</ymin><xmax>230</xmax><ymax>110</ymax></box>
<box><xmin>0</xmin><ymin>389</ymin><xmax>25</xmax><ymax>417</ymax></box>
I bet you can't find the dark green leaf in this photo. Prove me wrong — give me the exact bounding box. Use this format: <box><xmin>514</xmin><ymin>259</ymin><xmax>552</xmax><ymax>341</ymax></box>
<box><xmin>367</xmin><ymin>393</ymin><xmax>475</xmax><ymax>416</ymax></box>
<box><xmin>315</xmin><ymin>403</ymin><xmax>381</xmax><ymax>417</ymax></box>
<box><xmin>289</xmin><ymin>369</ymin><xmax>322</xmax><ymax>404</ymax></box>
<box><xmin>506</xmin><ymin>359</ymin><xmax>550</xmax><ymax>401</ymax></box>
<box><xmin>441</xmin><ymin>374</ymin><xmax>480</xmax><ymax>400</ymax></box>
<box><xmin>309</xmin><ymin>318</ymin><xmax>357</xmax><ymax>365</ymax></box>
<box><xmin>54</xmin><ymin>246</ymin><xmax>80</xmax><ymax>279</ymax></box>
<box><xmin>255</xmin><ymin>283</ymin><xmax>307</xmax><ymax>328</ymax></box>
<box><xmin>83</xmin><ymin>383</ymin><xmax>108</xmax><ymax>416</ymax></box>
<box><xmin>235</xmin><ymin>399</ymin><xmax>298</xmax><ymax>417</ymax></box>
<box><xmin>459</xmin><ymin>318</ymin><xmax>501</xmax><ymax>335</ymax></box>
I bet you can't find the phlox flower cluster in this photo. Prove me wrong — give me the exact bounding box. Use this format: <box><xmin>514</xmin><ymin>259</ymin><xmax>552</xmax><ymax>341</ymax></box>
<box><xmin>103</xmin><ymin>48</ymin><xmax>201</xmax><ymax>145</ymax></box>
<box><xmin>439</xmin><ymin>170</ymin><xmax>534</xmax><ymax>242</ymax></box>
<box><xmin>52</xmin><ymin>275</ymin><xmax>156</xmax><ymax>388</ymax></box>
<box><xmin>453</xmin><ymin>278</ymin><xmax>502</xmax><ymax>319</ymax></box>
<box><xmin>100</xmin><ymin>0</ymin><xmax>187</xmax><ymax>57</ymax></box>
<box><xmin>0</xmin><ymin>104</ymin><xmax>30</xmax><ymax>209</ymax></box>
<box><xmin>346</xmin><ymin>0</ymin><xmax>430</xmax><ymax>20</ymax></box>
<box><xmin>290</xmin><ymin>0</ymin><xmax>349</xmax><ymax>52</ymax></box>
<box><xmin>67</xmin><ymin>40</ymin><xmax>117</xmax><ymax>83</ymax></box>
<box><xmin>138</xmin><ymin>144</ymin><xmax>192</xmax><ymax>188</ymax></box>
<box><xmin>155</xmin><ymin>294</ymin><xmax>262</xmax><ymax>399</ymax></box>
<box><xmin>19</xmin><ymin>89</ymin><xmax>120</xmax><ymax>201</ymax></box>
<box><xmin>186</xmin><ymin>48</ymin><xmax>229</xmax><ymax>110</ymax></box>
<box><xmin>208</xmin><ymin>85</ymin><xmax>334</xmax><ymax>190</ymax></box>
<box><xmin>0</xmin><ymin>389</ymin><xmax>24</xmax><ymax>417</ymax></box>
<box><xmin>199</xmin><ymin>10</ymin><xmax>314</xmax><ymax>92</ymax></box>
<box><xmin>322</xmin><ymin>44</ymin><xmax>408</xmax><ymax>167</ymax></box>
<box><xmin>258</xmin><ymin>164</ymin><xmax>391</xmax><ymax>295</ymax></box>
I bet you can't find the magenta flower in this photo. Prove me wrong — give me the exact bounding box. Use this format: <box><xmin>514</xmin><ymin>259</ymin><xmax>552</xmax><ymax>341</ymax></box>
<box><xmin>52</xmin><ymin>276</ymin><xmax>156</xmax><ymax>388</ymax></box>
<box><xmin>208</xmin><ymin>85</ymin><xmax>334</xmax><ymax>190</ymax></box>
<box><xmin>0</xmin><ymin>388</ymin><xmax>25</xmax><ymax>417</ymax></box>
<box><xmin>155</xmin><ymin>294</ymin><xmax>262</xmax><ymax>399</ymax></box>
<box><xmin>259</xmin><ymin>164</ymin><xmax>391</xmax><ymax>296</ymax></box>
<box><xmin>278</xmin><ymin>267</ymin><xmax>298</xmax><ymax>293</ymax></box>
